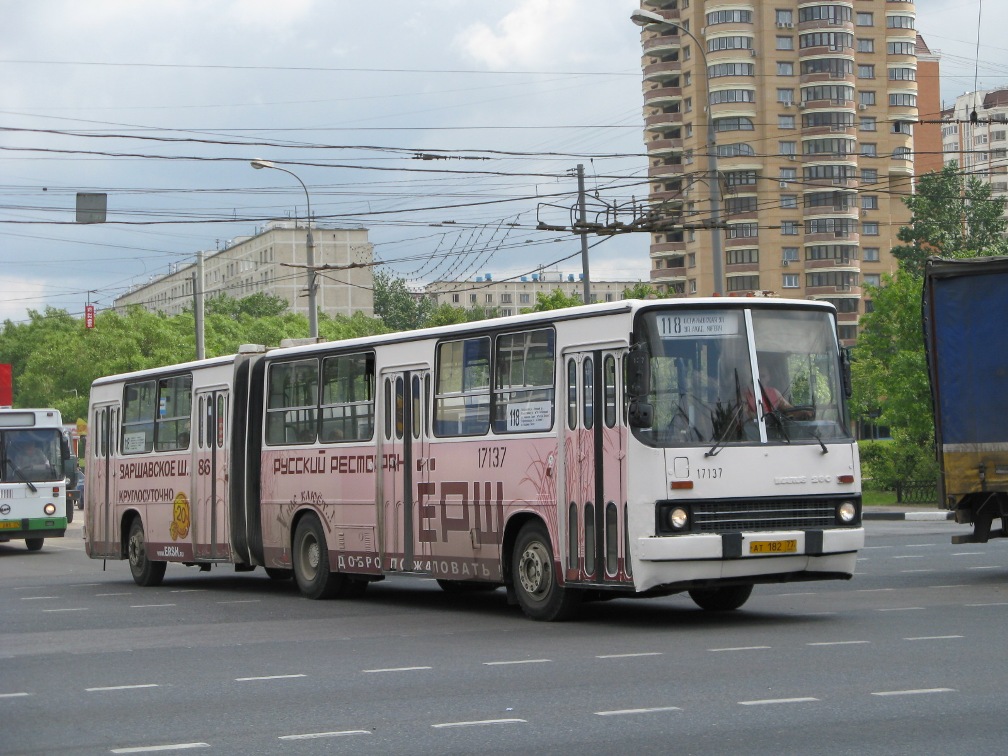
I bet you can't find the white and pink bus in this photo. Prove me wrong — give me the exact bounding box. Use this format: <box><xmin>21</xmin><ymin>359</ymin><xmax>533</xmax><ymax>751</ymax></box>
<box><xmin>84</xmin><ymin>299</ymin><xmax>863</xmax><ymax>620</ymax></box>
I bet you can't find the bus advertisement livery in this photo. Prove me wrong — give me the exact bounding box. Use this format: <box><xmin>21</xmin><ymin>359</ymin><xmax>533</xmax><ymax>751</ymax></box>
<box><xmin>84</xmin><ymin>299</ymin><xmax>863</xmax><ymax>620</ymax></box>
<box><xmin>1</xmin><ymin>408</ymin><xmax>77</xmax><ymax>551</ymax></box>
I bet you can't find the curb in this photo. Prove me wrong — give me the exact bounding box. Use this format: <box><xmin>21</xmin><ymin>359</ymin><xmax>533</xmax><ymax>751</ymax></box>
<box><xmin>862</xmin><ymin>510</ymin><xmax>954</xmax><ymax>521</ymax></box>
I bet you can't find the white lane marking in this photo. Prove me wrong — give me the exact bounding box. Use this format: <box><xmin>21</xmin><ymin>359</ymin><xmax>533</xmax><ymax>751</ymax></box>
<box><xmin>969</xmin><ymin>566</ymin><xmax>1002</xmax><ymax>571</ymax></box>
<box><xmin>952</xmin><ymin>552</ymin><xmax>984</xmax><ymax>556</ymax></box>
<box><xmin>431</xmin><ymin>718</ymin><xmax>526</xmax><ymax>729</ymax></box>
<box><xmin>904</xmin><ymin>544</ymin><xmax>933</xmax><ymax>548</ymax></box>
<box><xmin>0</xmin><ymin>692</ymin><xmax>30</xmax><ymax>698</ymax></box>
<box><xmin>772</xmin><ymin>591</ymin><xmax>816</xmax><ymax>596</ymax></box>
<box><xmin>877</xmin><ymin>607</ymin><xmax>925</xmax><ymax>612</ymax></box>
<box><xmin>483</xmin><ymin>659</ymin><xmax>551</xmax><ymax>666</ymax></box>
<box><xmin>169</xmin><ymin>589</ymin><xmax>205</xmax><ymax>594</ymax></box>
<box><xmin>43</xmin><ymin>607</ymin><xmax>88</xmax><ymax>613</ymax></box>
<box><xmin>111</xmin><ymin>743</ymin><xmax>209</xmax><ymax>754</ymax></box>
<box><xmin>893</xmin><ymin>555</ymin><xmax>925</xmax><ymax>560</ymax></box>
<box><xmin>901</xmin><ymin>569</ymin><xmax>936</xmax><ymax>573</ymax></box>
<box><xmin>871</xmin><ymin>688</ymin><xmax>956</xmax><ymax>697</ymax></box>
<box><xmin>596</xmin><ymin>652</ymin><xmax>663</xmax><ymax>659</ymax></box>
<box><xmin>861</xmin><ymin>546</ymin><xmax>892</xmax><ymax>550</ymax></box>
<box><xmin>20</xmin><ymin>596</ymin><xmax>59</xmax><ymax>600</ymax></box>
<box><xmin>807</xmin><ymin>641</ymin><xmax>870</xmax><ymax>647</ymax></box>
<box><xmin>235</xmin><ymin>674</ymin><xmax>306</xmax><ymax>682</ymax></box>
<box><xmin>929</xmin><ymin>585</ymin><xmax>969</xmax><ymax>589</ymax></box>
<box><xmin>966</xmin><ymin>602</ymin><xmax>1008</xmax><ymax>607</ymax></box>
<box><xmin>217</xmin><ymin>600</ymin><xmax>261</xmax><ymax>604</ymax></box>
<box><xmin>596</xmin><ymin>706</ymin><xmax>681</xmax><ymax>716</ymax></box>
<box><xmin>709</xmin><ymin>646</ymin><xmax>771</xmax><ymax>652</ymax></box>
<box><xmin>739</xmin><ymin>697</ymin><xmax>819</xmax><ymax>706</ymax></box>
<box><xmin>362</xmin><ymin>666</ymin><xmax>432</xmax><ymax>674</ymax></box>
<box><xmin>129</xmin><ymin>604</ymin><xmax>177</xmax><ymax>609</ymax></box>
<box><xmin>96</xmin><ymin>592</ymin><xmax>132</xmax><ymax>597</ymax></box>
<box><xmin>279</xmin><ymin>730</ymin><xmax>371</xmax><ymax>740</ymax></box>
<box><xmin>856</xmin><ymin>588</ymin><xmax>894</xmax><ymax>593</ymax></box>
<box><xmin>904</xmin><ymin>635</ymin><xmax>963</xmax><ymax>641</ymax></box>
<box><xmin>69</xmin><ymin>583</ymin><xmax>101</xmax><ymax>587</ymax></box>
<box><xmin>87</xmin><ymin>684</ymin><xmax>159</xmax><ymax>692</ymax></box>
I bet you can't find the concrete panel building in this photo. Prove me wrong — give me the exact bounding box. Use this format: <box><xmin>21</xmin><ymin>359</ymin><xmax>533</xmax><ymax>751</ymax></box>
<box><xmin>941</xmin><ymin>88</ymin><xmax>1008</xmax><ymax>219</ymax></box>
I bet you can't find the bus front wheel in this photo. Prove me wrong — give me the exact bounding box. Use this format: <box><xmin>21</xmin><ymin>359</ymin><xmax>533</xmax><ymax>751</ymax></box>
<box><xmin>128</xmin><ymin>519</ymin><xmax>166</xmax><ymax>587</ymax></box>
<box><xmin>688</xmin><ymin>584</ymin><xmax>753</xmax><ymax>612</ymax></box>
<box><xmin>25</xmin><ymin>538</ymin><xmax>44</xmax><ymax>552</ymax></box>
<box><xmin>511</xmin><ymin>522</ymin><xmax>581</xmax><ymax>621</ymax></box>
<box><xmin>292</xmin><ymin>515</ymin><xmax>339</xmax><ymax>599</ymax></box>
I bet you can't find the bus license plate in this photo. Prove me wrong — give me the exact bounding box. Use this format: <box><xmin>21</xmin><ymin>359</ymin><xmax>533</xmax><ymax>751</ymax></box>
<box><xmin>0</xmin><ymin>521</ymin><xmax>21</xmax><ymax>529</ymax></box>
<box><xmin>749</xmin><ymin>539</ymin><xmax>797</xmax><ymax>555</ymax></box>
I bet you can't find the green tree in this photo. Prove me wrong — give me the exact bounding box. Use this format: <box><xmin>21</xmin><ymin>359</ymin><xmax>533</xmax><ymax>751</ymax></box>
<box><xmin>891</xmin><ymin>162</ymin><xmax>1008</xmax><ymax>276</ymax></box>
<box><xmin>621</xmin><ymin>282</ymin><xmax>660</xmax><ymax>299</ymax></box>
<box><xmin>372</xmin><ymin>270</ymin><xmax>434</xmax><ymax>331</ymax></box>
<box><xmin>528</xmin><ymin>289</ymin><xmax>583</xmax><ymax>312</ymax></box>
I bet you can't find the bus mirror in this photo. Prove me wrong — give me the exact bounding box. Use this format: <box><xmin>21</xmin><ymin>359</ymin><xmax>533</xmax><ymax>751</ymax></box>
<box><xmin>63</xmin><ymin>459</ymin><xmax>78</xmax><ymax>487</ymax></box>
<box><xmin>840</xmin><ymin>347</ymin><xmax>853</xmax><ymax>399</ymax></box>
<box><xmin>626</xmin><ymin>350</ymin><xmax>651</xmax><ymax>397</ymax></box>
<box><xmin>628</xmin><ymin>400</ymin><xmax>653</xmax><ymax>429</ymax></box>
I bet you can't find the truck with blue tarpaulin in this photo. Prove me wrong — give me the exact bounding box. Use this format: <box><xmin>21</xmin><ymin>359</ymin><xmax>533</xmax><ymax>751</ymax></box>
<box><xmin>923</xmin><ymin>255</ymin><xmax>1008</xmax><ymax>543</ymax></box>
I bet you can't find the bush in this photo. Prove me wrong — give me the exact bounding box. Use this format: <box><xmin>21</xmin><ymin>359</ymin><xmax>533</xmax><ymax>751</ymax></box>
<box><xmin>859</xmin><ymin>438</ymin><xmax>937</xmax><ymax>491</ymax></box>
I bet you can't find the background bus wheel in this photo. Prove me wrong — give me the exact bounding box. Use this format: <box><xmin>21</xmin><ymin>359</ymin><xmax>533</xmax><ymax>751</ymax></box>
<box><xmin>511</xmin><ymin>522</ymin><xmax>581</xmax><ymax>621</ymax></box>
<box><xmin>25</xmin><ymin>538</ymin><xmax>44</xmax><ymax>552</ymax></box>
<box><xmin>688</xmin><ymin>584</ymin><xmax>753</xmax><ymax>612</ymax></box>
<box><xmin>127</xmin><ymin>519</ymin><xmax>166</xmax><ymax>587</ymax></box>
<box><xmin>264</xmin><ymin>567</ymin><xmax>293</xmax><ymax>581</ymax></box>
<box><xmin>292</xmin><ymin>515</ymin><xmax>339</xmax><ymax>599</ymax></box>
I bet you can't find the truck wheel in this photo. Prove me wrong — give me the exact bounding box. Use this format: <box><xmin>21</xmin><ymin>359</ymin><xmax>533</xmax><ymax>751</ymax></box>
<box><xmin>511</xmin><ymin>521</ymin><xmax>581</xmax><ymax>621</ymax></box>
<box><xmin>25</xmin><ymin>538</ymin><xmax>44</xmax><ymax>552</ymax></box>
<box><xmin>128</xmin><ymin>519</ymin><xmax>166</xmax><ymax>587</ymax></box>
<box><xmin>292</xmin><ymin>515</ymin><xmax>339</xmax><ymax>599</ymax></box>
<box><xmin>688</xmin><ymin>584</ymin><xmax>753</xmax><ymax>611</ymax></box>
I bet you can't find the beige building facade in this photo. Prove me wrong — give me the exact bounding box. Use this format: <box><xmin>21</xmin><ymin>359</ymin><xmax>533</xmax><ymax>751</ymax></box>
<box><xmin>942</xmin><ymin>89</ymin><xmax>1008</xmax><ymax>219</ymax></box>
<box><xmin>638</xmin><ymin>0</ymin><xmax>918</xmax><ymax>342</ymax></box>
<box><xmin>114</xmin><ymin>221</ymin><xmax>374</xmax><ymax>319</ymax></box>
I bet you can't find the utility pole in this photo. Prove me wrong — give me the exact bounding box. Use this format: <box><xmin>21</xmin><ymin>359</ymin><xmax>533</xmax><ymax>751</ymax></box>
<box><xmin>576</xmin><ymin>164</ymin><xmax>591</xmax><ymax>304</ymax></box>
<box><xmin>194</xmin><ymin>251</ymin><xmax>205</xmax><ymax>360</ymax></box>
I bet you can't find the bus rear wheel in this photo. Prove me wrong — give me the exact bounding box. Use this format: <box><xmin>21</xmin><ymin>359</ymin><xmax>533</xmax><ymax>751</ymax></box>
<box><xmin>688</xmin><ymin>584</ymin><xmax>753</xmax><ymax>612</ymax></box>
<box><xmin>25</xmin><ymin>538</ymin><xmax>44</xmax><ymax>552</ymax></box>
<box><xmin>511</xmin><ymin>522</ymin><xmax>581</xmax><ymax>621</ymax></box>
<box><xmin>292</xmin><ymin>515</ymin><xmax>340</xmax><ymax>599</ymax></box>
<box><xmin>128</xmin><ymin>519</ymin><xmax>166</xmax><ymax>587</ymax></box>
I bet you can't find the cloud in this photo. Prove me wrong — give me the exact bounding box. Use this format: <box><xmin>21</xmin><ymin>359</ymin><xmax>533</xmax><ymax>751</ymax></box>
<box><xmin>455</xmin><ymin>0</ymin><xmax>579</xmax><ymax>69</ymax></box>
<box><xmin>0</xmin><ymin>278</ymin><xmax>50</xmax><ymax>324</ymax></box>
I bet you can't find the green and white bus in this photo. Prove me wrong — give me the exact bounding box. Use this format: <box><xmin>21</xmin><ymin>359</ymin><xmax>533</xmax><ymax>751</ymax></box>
<box><xmin>0</xmin><ymin>408</ymin><xmax>78</xmax><ymax>551</ymax></box>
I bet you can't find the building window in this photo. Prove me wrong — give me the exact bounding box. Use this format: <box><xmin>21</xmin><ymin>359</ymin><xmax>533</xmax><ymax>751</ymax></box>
<box><xmin>780</xmin><ymin>167</ymin><xmax>797</xmax><ymax>181</ymax></box>
<box><xmin>860</xmin><ymin>91</ymin><xmax>876</xmax><ymax>106</ymax></box>
<box><xmin>726</xmin><ymin>248</ymin><xmax>758</xmax><ymax>265</ymax></box>
<box><xmin>858</xmin><ymin>64</ymin><xmax>875</xmax><ymax>79</ymax></box>
<box><xmin>777</xmin><ymin>61</ymin><xmax>794</xmax><ymax>76</ymax></box>
<box><xmin>688</xmin><ymin>253</ymin><xmax>696</xmax><ymax>267</ymax></box>
<box><xmin>777</xmin><ymin>88</ymin><xmax>794</xmax><ymax>105</ymax></box>
<box><xmin>887</xmin><ymin>15</ymin><xmax>915</xmax><ymax>29</ymax></box>
<box><xmin>727</xmin><ymin>275</ymin><xmax>760</xmax><ymax>292</ymax></box>
<box><xmin>863</xmin><ymin>247</ymin><xmax>880</xmax><ymax>262</ymax></box>
<box><xmin>889</xmin><ymin>92</ymin><xmax>917</xmax><ymax>107</ymax></box>
<box><xmin>860</xmin><ymin>116</ymin><xmax>877</xmax><ymax>131</ymax></box>
<box><xmin>707</xmin><ymin>9</ymin><xmax>753</xmax><ymax>24</ymax></box>
<box><xmin>452</xmin><ymin>294</ymin><xmax>460</xmax><ymax>303</ymax></box>
<box><xmin>519</xmin><ymin>293</ymin><xmax>531</xmax><ymax>304</ymax></box>
<box><xmin>708</xmin><ymin>36</ymin><xmax>753</xmax><ymax>52</ymax></box>
<box><xmin>779</xmin><ymin>114</ymin><xmax>796</xmax><ymax>129</ymax></box>
<box><xmin>889</xmin><ymin>67</ymin><xmax>916</xmax><ymax>81</ymax></box>
<box><xmin>779</xmin><ymin>141</ymin><xmax>797</xmax><ymax>156</ymax></box>
<box><xmin>888</xmin><ymin>41</ymin><xmax>915</xmax><ymax>55</ymax></box>
<box><xmin>781</xmin><ymin>195</ymin><xmax>798</xmax><ymax>209</ymax></box>
<box><xmin>861</xmin><ymin>167</ymin><xmax>879</xmax><ymax>183</ymax></box>
<box><xmin>709</xmin><ymin>89</ymin><xmax>756</xmax><ymax>104</ymax></box>
<box><xmin>500</xmin><ymin>293</ymin><xmax>512</xmax><ymax>304</ymax></box>
<box><xmin>776</xmin><ymin>36</ymin><xmax>794</xmax><ymax>51</ymax></box>
<box><xmin>726</xmin><ymin>223</ymin><xmax>758</xmax><ymax>239</ymax></box>
<box><xmin>856</xmin><ymin>12</ymin><xmax>873</xmax><ymax>26</ymax></box>
<box><xmin>892</xmin><ymin>146</ymin><xmax>913</xmax><ymax>160</ymax></box>
<box><xmin>781</xmin><ymin>221</ymin><xmax>799</xmax><ymax>236</ymax></box>
<box><xmin>862</xmin><ymin>222</ymin><xmax>880</xmax><ymax>236</ymax></box>
<box><xmin>860</xmin><ymin>143</ymin><xmax>877</xmax><ymax>157</ymax></box>
<box><xmin>708</xmin><ymin>62</ymin><xmax>755</xmax><ymax>78</ymax></box>
<box><xmin>858</xmin><ymin>38</ymin><xmax>875</xmax><ymax>53</ymax></box>
<box><xmin>714</xmin><ymin>116</ymin><xmax>755</xmax><ymax>132</ymax></box>
<box><xmin>838</xmin><ymin>325</ymin><xmax>857</xmax><ymax>342</ymax></box>
<box><xmin>783</xmin><ymin>247</ymin><xmax>800</xmax><ymax>263</ymax></box>
<box><xmin>775</xmin><ymin>9</ymin><xmax>793</xmax><ymax>25</ymax></box>
<box><xmin>862</xmin><ymin>195</ymin><xmax>879</xmax><ymax>210</ymax></box>
<box><xmin>486</xmin><ymin>294</ymin><xmax>494</xmax><ymax>303</ymax></box>
<box><xmin>783</xmin><ymin>274</ymin><xmax>800</xmax><ymax>289</ymax></box>
<box><xmin>864</xmin><ymin>274</ymin><xmax>881</xmax><ymax>287</ymax></box>
<box><xmin>470</xmin><ymin>294</ymin><xmax>477</xmax><ymax>304</ymax></box>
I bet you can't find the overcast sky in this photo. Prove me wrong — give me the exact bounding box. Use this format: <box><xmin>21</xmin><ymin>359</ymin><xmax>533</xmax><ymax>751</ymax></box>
<box><xmin>2</xmin><ymin>0</ymin><xmax>1005</xmax><ymax>323</ymax></box>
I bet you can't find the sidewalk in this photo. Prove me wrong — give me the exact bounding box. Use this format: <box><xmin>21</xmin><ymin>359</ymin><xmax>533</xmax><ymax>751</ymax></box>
<box><xmin>862</xmin><ymin>505</ymin><xmax>953</xmax><ymax>521</ymax></box>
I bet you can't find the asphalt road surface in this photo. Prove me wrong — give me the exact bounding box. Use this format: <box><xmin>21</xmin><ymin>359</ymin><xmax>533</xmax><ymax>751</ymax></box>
<box><xmin>3</xmin><ymin>517</ymin><xmax>1008</xmax><ymax>755</ymax></box>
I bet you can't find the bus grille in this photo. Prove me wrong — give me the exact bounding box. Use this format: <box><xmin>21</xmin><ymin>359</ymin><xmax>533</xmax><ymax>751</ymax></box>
<box><xmin>688</xmin><ymin>498</ymin><xmax>845</xmax><ymax>533</ymax></box>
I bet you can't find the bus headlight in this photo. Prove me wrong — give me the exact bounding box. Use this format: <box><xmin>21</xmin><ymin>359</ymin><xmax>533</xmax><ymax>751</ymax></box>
<box><xmin>44</xmin><ymin>503</ymin><xmax>56</xmax><ymax>515</ymax></box>
<box><xmin>837</xmin><ymin>501</ymin><xmax>857</xmax><ymax>524</ymax></box>
<box><xmin>668</xmin><ymin>507</ymin><xmax>689</xmax><ymax>531</ymax></box>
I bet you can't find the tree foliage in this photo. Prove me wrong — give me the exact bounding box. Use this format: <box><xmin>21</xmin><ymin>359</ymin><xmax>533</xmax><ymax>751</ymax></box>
<box><xmin>621</xmin><ymin>282</ymin><xmax>660</xmax><ymax>300</ymax></box>
<box><xmin>372</xmin><ymin>270</ymin><xmax>434</xmax><ymax>331</ymax></box>
<box><xmin>891</xmin><ymin>162</ymin><xmax>1008</xmax><ymax>276</ymax></box>
<box><xmin>529</xmin><ymin>289</ymin><xmax>584</xmax><ymax>312</ymax></box>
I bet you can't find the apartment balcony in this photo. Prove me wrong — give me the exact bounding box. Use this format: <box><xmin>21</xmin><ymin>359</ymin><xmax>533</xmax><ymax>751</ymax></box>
<box><xmin>648</xmin><ymin>163</ymin><xmax>685</xmax><ymax>180</ymax></box>
<box><xmin>806</xmin><ymin>284</ymin><xmax>862</xmax><ymax>297</ymax></box>
<box><xmin>644</xmin><ymin>112</ymin><xmax>683</xmax><ymax>132</ymax></box>
<box><xmin>643</xmin><ymin>59</ymin><xmax>682</xmax><ymax>81</ymax></box>
<box><xmin>649</xmin><ymin>267</ymin><xmax>688</xmax><ymax>283</ymax></box>
<box><xmin>798</xmin><ymin>97</ymin><xmax>855</xmax><ymax>112</ymax></box>
<box><xmin>804</xmin><ymin>230</ymin><xmax>860</xmax><ymax>245</ymax></box>
<box><xmin>643</xmin><ymin>85</ymin><xmax>683</xmax><ymax>107</ymax></box>
<box><xmin>801</xmin><ymin>123</ymin><xmax>857</xmax><ymax>138</ymax></box>
<box><xmin>805</xmin><ymin>256</ymin><xmax>860</xmax><ymax>272</ymax></box>
<box><xmin>800</xmin><ymin>71</ymin><xmax>856</xmax><ymax>87</ymax></box>
<box><xmin>646</xmin><ymin>137</ymin><xmax>684</xmax><ymax>156</ymax></box>
<box><xmin>651</xmin><ymin>240</ymin><xmax>687</xmax><ymax>255</ymax></box>
<box><xmin>888</xmin><ymin>159</ymin><xmax>915</xmax><ymax>176</ymax></box>
<box><xmin>803</xmin><ymin>175</ymin><xmax>860</xmax><ymax>190</ymax></box>
<box><xmin>642</xmin><ymin>34</ymin><xmax>681</xmax><ymax>57</ymax></box>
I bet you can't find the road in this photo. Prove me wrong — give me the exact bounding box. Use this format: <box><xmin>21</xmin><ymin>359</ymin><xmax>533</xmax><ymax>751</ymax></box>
<box><xmin>3</xmin><ymin>518</ymin><xmax>1008</xmax><ymax>755</ymax></box>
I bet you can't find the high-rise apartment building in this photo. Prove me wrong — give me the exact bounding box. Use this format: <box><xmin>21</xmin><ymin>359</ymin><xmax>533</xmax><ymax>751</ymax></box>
<box><xmin>637</xmin><ymin>0</ymin><xmax>917</xmax><ymax>343</ymax></box>
<box><xmin>941</xmin><ymin>88</ymin><xmax>1008</xmax><ymax>219</ymax></box>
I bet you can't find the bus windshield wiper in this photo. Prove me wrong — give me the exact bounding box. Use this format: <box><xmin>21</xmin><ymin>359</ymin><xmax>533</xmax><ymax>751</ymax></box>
<box><xmin>6</xmin><ymin>460</ymin><xmax>37</xmax><ymax>493</ymax></box>
<box><xmin>705</xmin><ymin>400</ymin><xmax>744</xmax><ymax>457</ymax></box>
<box><xmin>758</xmin><ymin>379</ymin><xmax>790</xmax><ymax>444</ymax></box>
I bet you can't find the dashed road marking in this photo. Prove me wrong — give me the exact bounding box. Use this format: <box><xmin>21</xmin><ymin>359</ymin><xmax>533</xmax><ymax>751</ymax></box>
<box><xmin>596</xmin><ymin>652</ymin><xmax>663</xmax><ymax>659</ymax></box>
<box><xmin>431</xmin><ymin>718</ymin><xmax>526</xmax><ymax>729</ymax></box>
<box><xmin>279</xmin><ymin>730</ymin><xmax>371</xmax><ymax>740</ymax></box>
<box><xmin>87</xmin><ymin>684</ymin><xmax>158</xmax><ymax>692</ymax></box>
<box><xmin>709</xmin><ymin>646</ymin><xmax>771</xmax><ymax>652</ymax></box>
<box><xmin>904</xmin><ymin>635</ymin><xmax>963</xmax><ymax>641</ymax></box>
<box><xmin>235</xmin><ymin>674</ymin><xmax>306</xmax><ymax>682</ymax></box>
<box><xmin>739</xmin><ymin>697</ymin><xmax>818</xmax><ymax>706</ymax></box>
<box><xmin>362</xmin><ymin>666</ymin><xmax>431</xmax><ymax>674</ymax></box>
<box><xmin>871</xmin><ymin>688</ymin><xmax>956</xmax><ymax>697</ymax></box>
<box><xmin>483</xmin><ymin>659</ymin><xmax>551</xmax><ymax>666</ymax></box>
<box><xmin>110</xmin><ymin>743</ymin><xmax>209</xmax><ymax>753</ymax></box>
<box><xmin>807</xmin><ymin>640</ymin><xmax>870</xmax><ymax>647</ymax></box>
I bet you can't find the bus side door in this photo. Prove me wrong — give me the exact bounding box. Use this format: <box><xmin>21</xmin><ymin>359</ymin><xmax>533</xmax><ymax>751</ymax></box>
<box><xmin>89</xmin><ymin>403</ymin><xmax>120</xmax><ymax>559</ymax></box>
<box><xmin>194</xmin><ymin>389</ymin><xmax>230</xmax><ymax>561</ymax></box>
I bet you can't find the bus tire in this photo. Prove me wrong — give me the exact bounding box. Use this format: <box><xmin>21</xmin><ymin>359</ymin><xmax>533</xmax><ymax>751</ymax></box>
<box><xmin>25</xmin><ymin>538</ymin><xmax>44</xmax><ymax>552</ymax></box>
<box><xmin>292</xmin><ymin>515</ymin><xmax>339</xmax><ymax>600</ymax></box>
<box><xmin>688</xmin><ymin>584</ymin><xmax>753</xmax><ymax>612</ymax></box>
<box><xmin>264</xmin><ymin>567</ymin><xmax>293</xmax><ymax>581</ymax></box>
<box><xmin>512</xmin><ymin>521</ymin><xmax>581</xmax><ymax>621</ymax></box>
<box><xmin>127</xmin><ymin>519</ymin><xmax>166</xmax><ymax>587</ymax></box>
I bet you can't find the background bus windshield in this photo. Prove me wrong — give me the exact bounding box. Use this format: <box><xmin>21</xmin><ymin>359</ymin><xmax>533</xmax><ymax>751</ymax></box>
<box><xmin>1</xmin><ymin>429</ymin><xmax>63</xmax><ymax>483</ymax></box>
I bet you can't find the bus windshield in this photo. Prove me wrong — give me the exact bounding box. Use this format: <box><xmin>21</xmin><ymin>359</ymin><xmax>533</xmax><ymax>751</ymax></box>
<box><xmin>632</xmin><ymin>307</ymin><xmax>850</xmax><ymax>447</ymax></box>
<box><xmin>1</xmin><ymin>429</ymin><xmax>64</xmax><ymax>483</ymax></box>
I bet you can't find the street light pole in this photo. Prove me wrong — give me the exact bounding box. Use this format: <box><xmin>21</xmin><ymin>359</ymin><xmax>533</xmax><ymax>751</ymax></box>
<box><xmin>250</xmin><ymin>159</ymin><xmax>318</xmax><ymax>338</ymax></box>
<box><xmin>631</xmin><ymin>8</ymin><xmax>724</xmax><ymax>296</ymax></box>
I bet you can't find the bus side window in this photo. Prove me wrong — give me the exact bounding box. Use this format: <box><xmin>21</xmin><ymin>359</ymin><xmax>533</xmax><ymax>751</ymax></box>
<box><xmin>604</xmin><ymin>355</ymin><xmax>617</xmax><ymax>428</ymax></box>
<box><xmin>583</xmin><ymin>357</ymin><xmax>594</xmax><ymax>430</ymax></box>
<box><xmin>567</xmin><ymin>359</ymin><xmax>577</xmax><ymax>430</ymax></box>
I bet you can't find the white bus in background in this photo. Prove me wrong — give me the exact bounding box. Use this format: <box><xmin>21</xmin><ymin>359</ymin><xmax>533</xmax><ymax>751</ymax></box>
<box><xmin>1</xmin><ymin>408</ymin><xmax>78</xmax><ymax>551</ymax></box>
<box><xmin>84</xmin><ymin>299</ymin><xmax>863</xmax><ymax>620</ymax></box>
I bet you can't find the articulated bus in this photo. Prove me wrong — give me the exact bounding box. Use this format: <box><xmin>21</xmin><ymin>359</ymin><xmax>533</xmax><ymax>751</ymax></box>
<box><xmin>1</xmin><ymin>408</ymin><xmax>78</xmax><ymax>551</ymax></box>
<box><xmin>84</xmin><ymin>299</ymin><xmax>863</xmax><ymax>620</ymax></box>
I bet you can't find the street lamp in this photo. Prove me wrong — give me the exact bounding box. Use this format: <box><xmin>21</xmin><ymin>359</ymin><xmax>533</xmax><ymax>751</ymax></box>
<box><xmin>631</xmin><ymin>8</ymin><xmax>725</xmax><ymax>296</ymax></box>
<box><xmin>250</xmin><ymin>159</ymin><xmax>319</xmax><ymax>338</ymax></box>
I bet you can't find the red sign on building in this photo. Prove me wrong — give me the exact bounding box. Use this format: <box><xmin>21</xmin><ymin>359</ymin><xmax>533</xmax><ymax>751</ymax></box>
<box><xmin>85</xmin><ymin>304</ymin><xmax>95</xmax><ymax>329</ymax></box>
<box><xmin>0</xmin><ymin>363</ymin><xmax>12</xmax><ymax>407</ymax></box>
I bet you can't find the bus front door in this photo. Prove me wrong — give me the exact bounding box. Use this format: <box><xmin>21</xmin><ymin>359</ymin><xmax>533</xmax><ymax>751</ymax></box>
<box><xmin>89</xmin><ymin>403</ymin><xmax>120</xmax><ymax>559</ymax></box>
<box><xmin>562</xmin><ymin>349</ymin><xmax>627</xmax><ymax>584</ymax></box>
<box><xmin>194</xmin><ymin>389</ymin><xmax>229</xmax><ymax>561</ymax></box>
<box><xmin>378</xmin><ymin>369</ymin><xmax>431</xmax><ymax>573</ymax></box>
